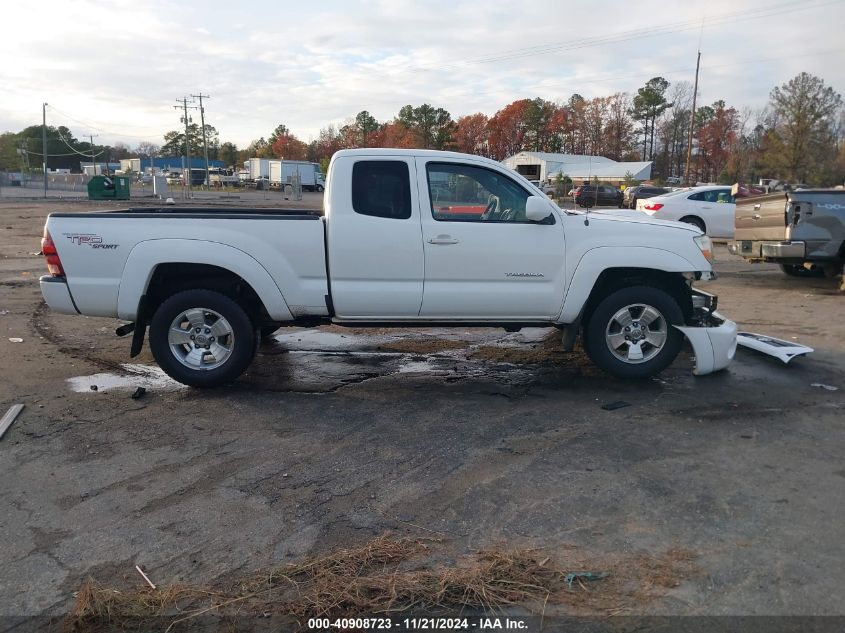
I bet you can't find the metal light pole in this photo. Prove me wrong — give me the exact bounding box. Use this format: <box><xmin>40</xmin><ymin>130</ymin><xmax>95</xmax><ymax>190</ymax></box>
<box><xmin>42</xmin><ymin>102</ymin><xmax>48</xmax><ymax>198</ymax></box>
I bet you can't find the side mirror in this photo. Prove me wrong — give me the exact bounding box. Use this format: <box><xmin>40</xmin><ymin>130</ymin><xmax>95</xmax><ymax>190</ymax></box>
<box><xmin>525</xmin><ymin>195</ymin><xmax>551</xmax><ymax>222</ymax></box>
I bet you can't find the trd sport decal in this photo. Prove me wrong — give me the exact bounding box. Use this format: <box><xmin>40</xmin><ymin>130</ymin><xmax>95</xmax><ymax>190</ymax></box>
<box><xmin>63</xmin><ymin>233</ymin><xmax>119</xmax><ymax>250</ymax></box>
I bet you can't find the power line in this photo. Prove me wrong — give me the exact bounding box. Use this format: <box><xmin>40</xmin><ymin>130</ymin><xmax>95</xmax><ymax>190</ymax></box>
<box><xmin>54</xmin><ymin>127</ymin><xmax>104</xmax><ymax>159</ymax></box>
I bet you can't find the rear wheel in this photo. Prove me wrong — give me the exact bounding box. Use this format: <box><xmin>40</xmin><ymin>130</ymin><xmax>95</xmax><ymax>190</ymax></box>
<box><xmin>780</xmin><ymin>263</ymin><xmax>824</xmax><ymax>278</ymax></box>
<box><xmin>584</xmin><ymin>286</ymin><xmax>684</xmax><ymax>379</ymax></box>
<box><xmin>149</xmin><ymin>289</ymin><xmax>258</xmax><ymax>387</ymax></box>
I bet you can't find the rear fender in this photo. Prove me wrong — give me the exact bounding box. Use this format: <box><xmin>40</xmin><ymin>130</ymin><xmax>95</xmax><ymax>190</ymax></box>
<box><xmin>117</xmin><ymin>239</ymin><xmax>293</xmax><ymax>321</ymax></box>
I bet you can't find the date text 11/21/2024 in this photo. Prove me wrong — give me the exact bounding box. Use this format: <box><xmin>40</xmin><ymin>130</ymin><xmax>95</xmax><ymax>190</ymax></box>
<box><xmin>306</xmin><ymin>617</ymin><xmax>529</xmax><ymax>629</ymax></box>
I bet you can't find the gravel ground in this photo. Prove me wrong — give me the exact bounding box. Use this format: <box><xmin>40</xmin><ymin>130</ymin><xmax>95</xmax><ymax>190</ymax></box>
<box><xmin>0</xmin><ymin>200</ymin><xmax>843</xmax><ymax>623</ymax></box>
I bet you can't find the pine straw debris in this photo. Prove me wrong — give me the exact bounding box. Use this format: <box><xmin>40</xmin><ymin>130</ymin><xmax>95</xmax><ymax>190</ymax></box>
<box><xmin>67</xmin><ymin>535</ymin><xmax>698</xmax><ymax>631</ymax></box>
<box><xmin>468</xmin><ymin>330</ymin><xmax>594</xmax><ymax>368</ymax></box>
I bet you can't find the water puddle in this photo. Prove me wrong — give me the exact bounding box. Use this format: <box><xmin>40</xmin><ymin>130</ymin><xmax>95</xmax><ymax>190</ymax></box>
<box><xmin>67</xmin><ymin>363</ymin><xmax>185</xmax><ymax>393</ymax></box>
<box><xmin>68</xmin><ymin>328</ymin><xmax>553</xmax><ymax>394</ymax></box>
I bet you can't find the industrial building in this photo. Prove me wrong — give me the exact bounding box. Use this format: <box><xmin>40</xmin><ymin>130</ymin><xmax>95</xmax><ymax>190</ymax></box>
<box><xmin>119</xmin><ymin>157</ymin><xmax>226</xmax><ymax>174</ymax></box>
<box><xmin>502</xmin><ymin>151</ymin><xmax>652</xmax><ymax>185</ymax></box>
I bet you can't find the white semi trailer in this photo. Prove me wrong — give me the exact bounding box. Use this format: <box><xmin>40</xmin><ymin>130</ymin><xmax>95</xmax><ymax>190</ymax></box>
<box><xmin>268</xmin><ymin>160</ymin><xmax>325</xmax><ymax>192</ymax></box>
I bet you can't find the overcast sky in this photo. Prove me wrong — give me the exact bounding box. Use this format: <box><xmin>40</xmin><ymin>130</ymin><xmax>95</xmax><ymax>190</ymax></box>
<box><xmin>2</xmin><ymin>0</ymin><xmax>843</xmax><ymax>148</ymax></box>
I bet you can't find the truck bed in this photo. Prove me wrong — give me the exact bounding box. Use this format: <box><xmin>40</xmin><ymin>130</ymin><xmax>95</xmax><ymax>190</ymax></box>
<box><xmin>45</xmin><ymin>207</ymin><xmax>330</xmax><ymax>321</ymax></box>
<box><xmin>49</xmin><ymin>206</ymin><xmax>323</xmax><ymax>219</ymax></box>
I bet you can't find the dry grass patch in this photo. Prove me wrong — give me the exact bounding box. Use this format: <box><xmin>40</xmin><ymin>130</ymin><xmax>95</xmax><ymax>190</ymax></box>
<box><xmin>67</xmin><ymin>536</ymin><xmax>699</xmax><ymax>631</ymax></box>
<box><xmin>468</xmin><ymin>330</ymin><xmax>593</xmax><ymax>366</ymax></box>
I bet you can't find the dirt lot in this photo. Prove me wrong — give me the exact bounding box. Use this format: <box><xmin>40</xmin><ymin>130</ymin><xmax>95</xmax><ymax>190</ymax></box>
<box><xmin>0</xmin><ymin>199</ymin><xmax>843</xmax><ymax>625</ymax></box>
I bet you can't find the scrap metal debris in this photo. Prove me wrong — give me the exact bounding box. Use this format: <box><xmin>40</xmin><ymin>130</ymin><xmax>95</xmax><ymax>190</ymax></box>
<box><xmin>601</xmin><ymin>400</ymin><xmax>631</xmax><ymax>411</ymax></box>
<box><xmin>811</xmin><ymin>383</ymin><xmax>839</xmax><ymax>391</ymax></box>
<box><xmin>134</xmin><ymin>565</ymin><xmax>156</xmax><ymax>590</ymax></box>
<box><xmin>0</xmin><ymin>404</ymin><xmax>24</xmax><ymax>440</ymax></box>
<box><xmin>8</xmin><ymin>337</ymin><xmax>23</xmax><ymax>343</ymax></box>
<box><xmin>564</xmin><ymin>571</ymin><xmax>610</xmax><ymax>588</ymax></box>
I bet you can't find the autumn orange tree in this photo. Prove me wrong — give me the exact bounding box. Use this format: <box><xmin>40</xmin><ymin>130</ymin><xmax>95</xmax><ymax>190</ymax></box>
<box><xmin>222</xmin><ymin>72</ymin><xmax>843</xmax><ymax>186</ymax></box>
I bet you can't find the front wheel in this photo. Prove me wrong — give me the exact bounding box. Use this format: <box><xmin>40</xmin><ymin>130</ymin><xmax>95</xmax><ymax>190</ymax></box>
<box><xmin>149</xmin><ymin>289</ymin><xmax>258</xmax><ymax>387</ymax></box>
<box><xmin>584</xmin><ymin>286</ymin><xmax>684</xmax><ymax>379</ymax></box>
<box><xmin>316</xmin><ymin>185</ymin><xmax>324</xmax><ymax>193</ymax></box>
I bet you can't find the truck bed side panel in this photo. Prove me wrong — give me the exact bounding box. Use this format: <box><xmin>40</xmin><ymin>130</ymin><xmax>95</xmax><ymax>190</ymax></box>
<box><xmin>46</xmin><ymin>212</ymin><xmax>329</xmax><ymax>320</ymax></box>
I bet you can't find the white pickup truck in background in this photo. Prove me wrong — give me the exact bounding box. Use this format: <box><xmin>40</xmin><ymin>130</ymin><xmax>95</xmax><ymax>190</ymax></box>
<box><xmin>40</xmin><ymin>149</ymin><xmax>736</xmax><ymax>387</ymax></box>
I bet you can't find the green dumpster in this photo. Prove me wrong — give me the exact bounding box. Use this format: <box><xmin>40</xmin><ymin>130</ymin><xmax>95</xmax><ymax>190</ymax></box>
<box><xmin>88</xmin><ymin>175</ymin><xmax>131</xmax><ymax>200</ymax></box>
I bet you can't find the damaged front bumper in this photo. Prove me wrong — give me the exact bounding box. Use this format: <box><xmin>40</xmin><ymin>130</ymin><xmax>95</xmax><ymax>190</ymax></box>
<box><xmin>674</xmin><ymin>289</ymin><xmax>737</xmax><ymax>375</ymax></box>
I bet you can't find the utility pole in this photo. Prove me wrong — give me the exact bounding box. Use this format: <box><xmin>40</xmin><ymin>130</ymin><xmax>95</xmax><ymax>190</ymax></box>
<box><xmin>174</xmin><ymin>97</ymin><xmax>198</xmax><ymax>196</ymax></box>
<box><xmin>42</xmin><ymin>102</ymin><xmax>48</xmax><ymax>198</ymax></box>
<box><xmin>191</xmin><ymin>93</ymin><xmax>211</xmax><ymax>187</ymax></box>
<box><xmin>88</xmin><ymin>134</ymin><xmax>99</xmax><ymax>176</ymax></box>
<box><xmin>684</xmin><ymin>51</ymin><xmax>701</xmax><ymax>187</ymax></box>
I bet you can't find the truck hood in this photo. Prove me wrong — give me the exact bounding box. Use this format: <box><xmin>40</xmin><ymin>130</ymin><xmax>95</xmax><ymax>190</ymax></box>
<box><xmin>576</xmin><ymin>208</ymin><xmax>702</xmax><ymax>234</ymax></box>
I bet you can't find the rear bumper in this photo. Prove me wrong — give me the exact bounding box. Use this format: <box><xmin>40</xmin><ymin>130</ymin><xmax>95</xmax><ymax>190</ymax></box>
<box><xmin>674</xmin><ymin>311</ymin><xmax>737</xmax><ymax>376</ymax></box>
<box><xmin>728</xmin><ymin>240</ymin><xmax>805</xmax><ymax>260</ymax></box>
<box><xmin>40</xmin><ymin>276</ymin><xmax>79</xmax><ymax>314</ymax></box>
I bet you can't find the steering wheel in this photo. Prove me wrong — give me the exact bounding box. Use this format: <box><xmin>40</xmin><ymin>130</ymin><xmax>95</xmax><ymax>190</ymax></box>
<box><xmin>480</xmin><ymin>197</ymin><xmax>498</xmax><ymax>222</ymax></box>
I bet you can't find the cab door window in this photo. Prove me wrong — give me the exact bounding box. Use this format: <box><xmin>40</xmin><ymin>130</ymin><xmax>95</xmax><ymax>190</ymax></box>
<box><xmin>426</xmin><ymin>162</ymin><xmax>550</xmax><ymax>223</ymax></box>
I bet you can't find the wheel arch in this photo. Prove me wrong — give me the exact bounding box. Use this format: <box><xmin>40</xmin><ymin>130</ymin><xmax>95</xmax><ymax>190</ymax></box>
<box><xmin>578</xmin><ymin>268</ymin><xmax>693</xmax><ymax>330</ymax></box>
<box><xmin>679</xmin><ymin>215</ymin><xmax>706</xmax><ymax>232</ymax></box>
<box><xmin>558</xmin><ymin>247</ymin><xmax>698</xmax><ymax>325</ymax></box>
<box><xmin>117</xmin><ymin>239</ymin><xmax>293</xmax><ymax>323</ymax></box>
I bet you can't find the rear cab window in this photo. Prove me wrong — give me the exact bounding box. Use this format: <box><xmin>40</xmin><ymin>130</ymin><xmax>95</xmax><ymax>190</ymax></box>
<box><xmin>351</xmin><ymin>161</ymin><xmax>412</xmax><ymax>219</ymax></box>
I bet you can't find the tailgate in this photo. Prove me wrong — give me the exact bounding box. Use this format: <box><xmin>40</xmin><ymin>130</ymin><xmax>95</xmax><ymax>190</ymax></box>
<box><xmin>734</xmin><ymin>193</ymin><xmax>787</xmax><ymax>241</ymax></box>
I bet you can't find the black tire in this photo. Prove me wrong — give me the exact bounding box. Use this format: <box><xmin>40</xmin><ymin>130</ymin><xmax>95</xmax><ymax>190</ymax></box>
<box><xmin>149</xmin><ymin>289</ymin><xmax>258</xmax><ymax>387</ymax></box>
<box><xmin>316</xmin><ymin>185</ymin><xmax>324</xmax><ymax>193</ymax></box>
<box><xmin>630</xmin><ymin>197</ymin><xmax>638</xmax><ymax>209</ymax></box>
<box><xmin>780</xmin><ymin>263</ymin><xmax>824</xmax><ymax>278</ymax></box>
<box><xmin>584</xmin><ymin>286</ymin><xmax>685</xmax><ymax>379</ymax></box>
<box><xmin>822</xmin><ymin>262</ymin><xmax>843</xmax><ymax>279</ymax></box>
<box><xmin>679</xmin><ymin>216</ymin><xmax>706</xmax><ymax>233</ymax></box>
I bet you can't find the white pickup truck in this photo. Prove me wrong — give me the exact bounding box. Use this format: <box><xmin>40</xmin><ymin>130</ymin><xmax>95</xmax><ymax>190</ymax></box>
<box><xmin>40</xmin><ymin>149</ymin><xmax>736</xmax><ymax>387</ymax></box>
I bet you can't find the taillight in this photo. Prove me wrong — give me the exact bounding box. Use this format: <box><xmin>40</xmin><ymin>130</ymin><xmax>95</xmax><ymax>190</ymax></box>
<box><xmin>41</xmin><ymin>229</ymin><xmax>65</xmax><ymax>277</ymax></box>
<box><xmin>643</xmin><ymin>202</ymin><xmax>664</xmax><ymax>211</ymax></box>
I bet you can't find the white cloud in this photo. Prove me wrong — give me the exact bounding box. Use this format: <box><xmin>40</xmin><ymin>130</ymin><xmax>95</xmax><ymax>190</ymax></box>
<box><xmin>1</xmin><ymin>0</ymin><xmax>842</xmax><ymax>148</ymax></box>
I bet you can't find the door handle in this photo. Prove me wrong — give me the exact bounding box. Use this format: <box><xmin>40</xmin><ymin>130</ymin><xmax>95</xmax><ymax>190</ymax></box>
<box><xmin>428</xmin><ymin>235</ymin><xmax>459</xmax><ymax>245</ymax></box>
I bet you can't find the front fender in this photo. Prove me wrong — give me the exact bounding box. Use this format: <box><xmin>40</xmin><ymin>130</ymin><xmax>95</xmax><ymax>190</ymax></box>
<box><xmin>558</xmin><ymin>246</ymin><xmax>698</xmax><ymax>323</ymax></box>
<box><xmin>117</xmin><ymin>239</ymin><xmax>294</xmax><ymax>321</ymax></box>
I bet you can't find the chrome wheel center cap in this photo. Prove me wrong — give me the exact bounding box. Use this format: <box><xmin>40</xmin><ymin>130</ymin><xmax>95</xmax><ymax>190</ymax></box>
<box><xmin>195</xmin><ymin>334</ymin><xmax>209</xmax><ymax>346</ymax></box>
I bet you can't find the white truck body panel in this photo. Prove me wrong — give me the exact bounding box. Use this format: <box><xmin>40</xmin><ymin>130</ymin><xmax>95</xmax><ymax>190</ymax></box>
<box><xmin>45</xmin><ymin>212</ymin><xmax>328</xmax><ymax>321</ymax></box>
<box><xmin>268</xmin><ymin>161</ymin><xmax>324</xmax><ymax>189</ymax></box>
<box><xmin>248</xmin><ymin>158</ymin><xmax>270</xmax><ymax>180</ymax></box>
<box><xmin>268</xmin><ymin>160</ymin><xmax>282</xmax><ymax>183</ymax></box>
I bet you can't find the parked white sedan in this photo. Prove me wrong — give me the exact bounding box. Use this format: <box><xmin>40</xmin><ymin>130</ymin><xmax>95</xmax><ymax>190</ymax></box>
<box><xmin>636</xmin><ymin>186</ymin><xmax>736</xmax><ymax>238</ymax></box>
